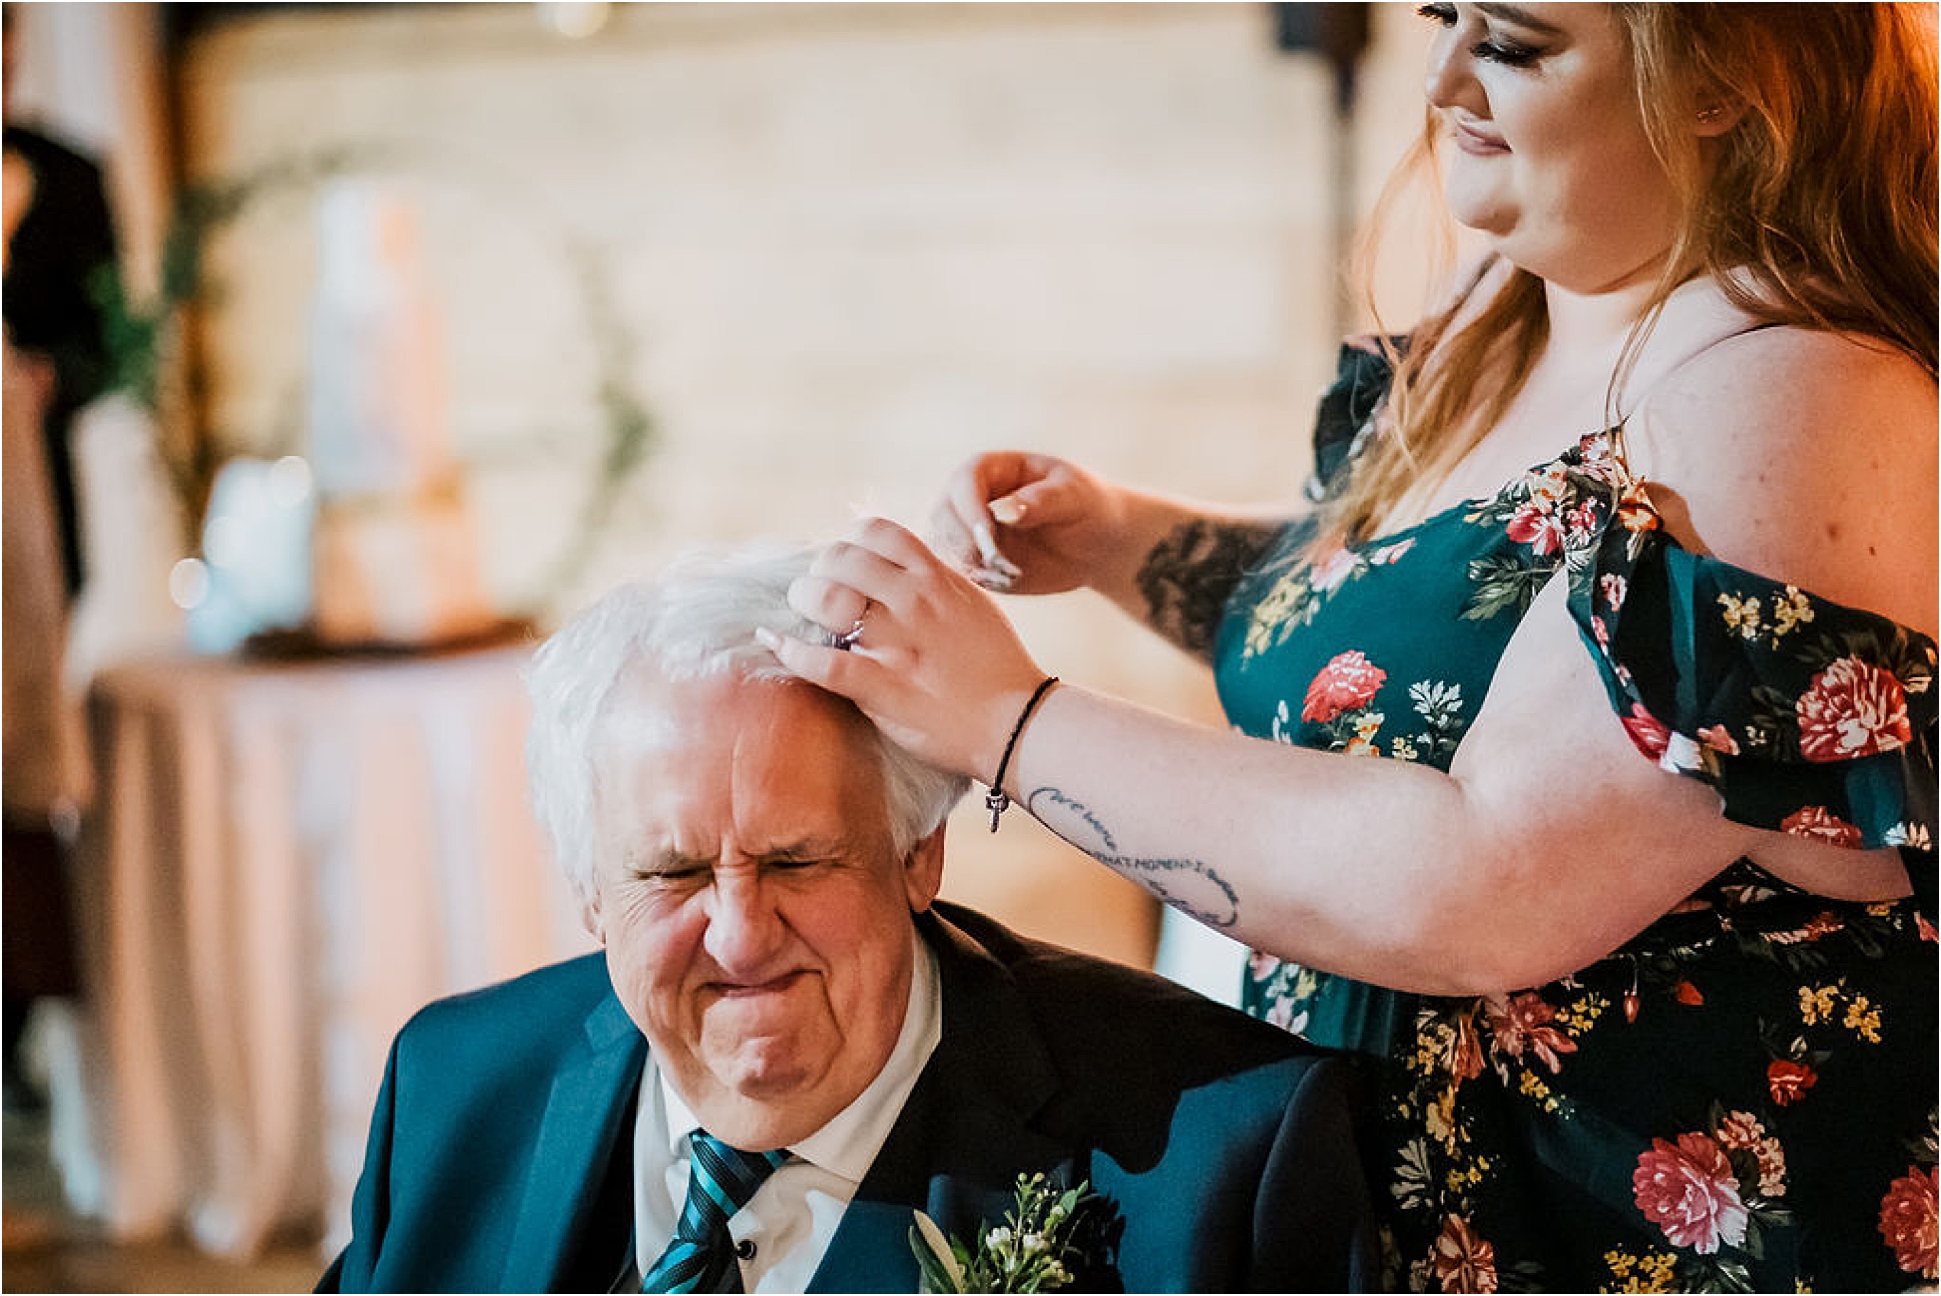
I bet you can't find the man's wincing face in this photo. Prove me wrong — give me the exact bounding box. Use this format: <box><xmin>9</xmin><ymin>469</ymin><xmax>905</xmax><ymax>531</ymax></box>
<box><xmin>584</xmin><ymin>666</ymin><xmax>944</xmax><ymax>1150</ymax></box>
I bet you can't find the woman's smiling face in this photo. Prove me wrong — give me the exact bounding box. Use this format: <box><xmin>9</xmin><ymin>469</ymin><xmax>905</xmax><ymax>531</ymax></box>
<box><xmin>1419</xmin><ymin>3</ymin><xmax>1681</xmax><ymax>294</ymax></box>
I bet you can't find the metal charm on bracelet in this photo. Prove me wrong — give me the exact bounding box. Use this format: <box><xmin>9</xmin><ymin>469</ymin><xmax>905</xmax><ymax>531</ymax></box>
<box><xmin>986</xmin><ymin>676</ymin><xmax>1059</xmax><ymax>831</ymax></box>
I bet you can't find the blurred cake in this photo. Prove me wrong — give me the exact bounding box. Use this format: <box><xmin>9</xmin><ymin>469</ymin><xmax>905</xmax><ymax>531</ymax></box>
<box><xmin>305</xmin><ymin>180</ymin><xmax>495</xmax><ymax>648</ymax></box>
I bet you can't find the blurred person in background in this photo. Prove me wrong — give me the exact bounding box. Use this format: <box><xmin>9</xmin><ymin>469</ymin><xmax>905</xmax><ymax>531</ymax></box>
<box><xmin>322</xmin><ymin>542</ymin><xmax>1376</xmax><ymax>1293</ymax></box>
<box><xmin>2</xmin><ymin>1</ymin><xmax>120</xmax><ymax>1116</ymax></box>
<box><xmin>771</xmin><ymin>4</ymin><xmax>1939</xmax><ymax>1290</ymax></box>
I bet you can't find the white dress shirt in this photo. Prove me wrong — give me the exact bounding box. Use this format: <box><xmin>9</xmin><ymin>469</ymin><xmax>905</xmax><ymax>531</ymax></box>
<box><xmin>631</xmin><ymin>932</ymin><xmax>943</xmax><ymax>1291</ymax></box>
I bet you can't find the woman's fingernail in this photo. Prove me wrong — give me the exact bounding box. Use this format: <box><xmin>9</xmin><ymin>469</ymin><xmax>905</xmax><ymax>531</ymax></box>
<box><xmin>989</xmin><ymin>496</ymin><xmax>1027</xmax><ymax>526</ymax></box>
<box><xmin>972</xmin><ymin>568</ymin><xmax>1015</xmax><ymax>592</ymax></box>
<box><xmin>972</xmin><ymin>522</ymin><xmax>1002</xmax><ymax>564</ymax></box>
<box><xmin>755</xmin><ymin>627</ymin><xmax>784</xmax><ymax>652</ymax></box>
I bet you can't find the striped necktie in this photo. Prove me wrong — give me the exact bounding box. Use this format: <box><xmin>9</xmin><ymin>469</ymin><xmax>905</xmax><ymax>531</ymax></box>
<box><xmin>640</xmin><ymin>1131</ymin><xmax>790</xmax><ymax>1294</ymax></box>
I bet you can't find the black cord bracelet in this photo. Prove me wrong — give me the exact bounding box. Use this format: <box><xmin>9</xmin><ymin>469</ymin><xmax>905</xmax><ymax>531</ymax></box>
<box><xmin>985</xmin><ymin>676</ymin><xmax>1059</xmax><ymax>832</ymax></box>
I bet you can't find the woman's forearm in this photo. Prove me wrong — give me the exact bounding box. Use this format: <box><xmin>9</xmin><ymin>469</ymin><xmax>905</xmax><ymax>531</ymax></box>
<box><xmin>1001</xmin><ymin>674</ymin><xmax>1741</xmax><ymax>996</ymax></box>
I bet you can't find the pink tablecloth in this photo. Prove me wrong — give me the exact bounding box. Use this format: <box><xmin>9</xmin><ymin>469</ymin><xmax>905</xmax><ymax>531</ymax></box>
<box><xmin>54</xmin><ymin>645</ymin><xmax>597</xmax><ymax>1259</ymax></box>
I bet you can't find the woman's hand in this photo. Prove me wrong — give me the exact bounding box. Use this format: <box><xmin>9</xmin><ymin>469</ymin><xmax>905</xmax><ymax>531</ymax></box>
<box><xmin>767</xmin><ymin>516</ymin><xmax>1052</xmax><ymax>782</ymax></box>
<box><xmin>928</xmin><ymin>451</ymin><xmax>1137</xmax><ymax>598</ymax></box>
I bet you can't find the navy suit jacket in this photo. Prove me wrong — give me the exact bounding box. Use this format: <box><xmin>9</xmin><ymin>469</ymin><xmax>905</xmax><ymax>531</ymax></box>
<box><xmin>320</xmin><ymin>903</ymin><xmax>1376</xmax><ymax>1292</ymax></box>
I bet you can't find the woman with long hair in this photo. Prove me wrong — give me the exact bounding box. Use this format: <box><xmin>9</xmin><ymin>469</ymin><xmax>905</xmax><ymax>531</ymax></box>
<box><xmin>770</xmin><ymin>5</ymin><xmax>1938</xmax><ymax>1289</ymax></box>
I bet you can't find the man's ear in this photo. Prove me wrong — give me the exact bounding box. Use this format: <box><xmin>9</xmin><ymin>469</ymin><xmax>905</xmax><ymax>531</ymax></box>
<box><xmin>580</xmin><ymin>886</ymin><xmax>606</xmax><ymax>945</ymax></box>
<box><xmin>901</xmin><ymin>822</ymin><xmax>947</xmax><ymax>913</ymax></box>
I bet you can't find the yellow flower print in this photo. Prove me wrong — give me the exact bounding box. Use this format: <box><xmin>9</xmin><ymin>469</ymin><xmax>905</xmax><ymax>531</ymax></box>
<box><xmin>1391</xmin><ymin>735</ymin><xmax>1420</xmax><ymax>761</ymax></box>
<box><xmin>1558</xmin><ymin>991</ymin><xmax>1611</xmax><ymax>1033</ymax></box>
<box><xmin>1345</xmin><ymin>711</ymin><xmax>1385</xmax><ymax>757</ymax></box>
<box><xmin>1601</xmin><ymin>1248</ymin><xmax>1678</xmax><ymax>1293</ymax></box>
<box><xmin>1718</xmin><ymin>592</ymin><xmax>1764</xmax><ymax>639</ymax></box>
<box><xmin>1799</xmin><ymin>981</ymin><xmax>1882</xmax><ymax>1041</ymax></box>
<box><xmin>1772</xmin><ymin>586</ymin><xmax>1814</xmax><ymax>637</ymax></box>
<box><xmin>1243</xmin><ymin>574</ymin><xmax>1308</xmax><ymax>659</ymax></box>
<box><xmin>1639</xmin><ymin>1252</ymin><xmax>1677</xmax><ymax>1290</ymax></box>
<box><xmin>1424</xmin><ymin>1086</ymin><xmax>1460</xmax><ymax>1153</ymax></box>
<box><xmin>1411</xmin><ymin>1026</ymin><xmax>1448</xmax><ymax>1076</ymax></box>
<box><xmin>1517</xmin><ymin>1070</ymin><xmax>1559</xmax><ymax>1111</ymax></box>
<box><xmin>1842</xmin><ymin>994</ymin><xmax>1882</xmax><ymax>1043</ymax></box>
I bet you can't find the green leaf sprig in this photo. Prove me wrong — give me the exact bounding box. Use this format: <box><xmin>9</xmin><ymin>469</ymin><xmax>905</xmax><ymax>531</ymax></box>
<box><xmin>909</xmin><ymin>1172</ymin><xmax>1099</xmax><ymax>1293</ymax></box>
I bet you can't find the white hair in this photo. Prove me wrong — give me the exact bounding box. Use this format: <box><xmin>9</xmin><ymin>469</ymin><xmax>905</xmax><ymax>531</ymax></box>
<box><xmin>525</xmin><ymin>539</ymin><xmax>970</xmax><ymax>904</ymax></box>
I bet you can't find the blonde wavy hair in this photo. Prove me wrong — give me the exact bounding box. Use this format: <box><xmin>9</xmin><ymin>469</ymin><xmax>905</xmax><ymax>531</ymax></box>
<box><xmin>1328</xmin><ymin>2</ymin><xmax>1938</xmax><ymax>548</ymax></box>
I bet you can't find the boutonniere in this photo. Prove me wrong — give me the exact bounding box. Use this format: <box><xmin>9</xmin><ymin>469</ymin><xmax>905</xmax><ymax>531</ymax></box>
<box><xmin>909</xmin><ymin>1172</ymin><xmax>1100</xmax><ymax>1293</ymax></box>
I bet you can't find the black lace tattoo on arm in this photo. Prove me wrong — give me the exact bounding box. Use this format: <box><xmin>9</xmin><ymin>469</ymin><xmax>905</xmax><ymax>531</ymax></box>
<box><xmin>1028</xmin><ymin>787</ymin><xmax>1240</xmax><ymax>930</ymax></box>
<box><xmin>1133</xmin><ymin>519</ymin><xmax>1278</xmax><ymax>660</ymax></box>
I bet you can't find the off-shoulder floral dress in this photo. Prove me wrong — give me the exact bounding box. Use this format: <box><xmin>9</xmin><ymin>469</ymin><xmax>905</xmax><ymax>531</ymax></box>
<box><xmin>1215</xmin><ymin>343</ymin><xmax>1938</xmax><ymax>1293</ymax></box>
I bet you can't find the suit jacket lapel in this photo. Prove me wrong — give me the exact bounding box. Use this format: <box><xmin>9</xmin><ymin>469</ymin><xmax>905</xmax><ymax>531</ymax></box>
<box><xmin>810</xmin><ymin>908</ymin><xmax>1072</xmax><ymax>1293</ymax></box>
<box><xmin>501</xmin><ymin>991</ymin><xmax>645</xmax><ymax>1293</ymax></box>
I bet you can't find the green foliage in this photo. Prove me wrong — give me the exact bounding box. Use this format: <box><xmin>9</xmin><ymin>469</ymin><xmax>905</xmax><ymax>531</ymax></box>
<box><xmin>909</xmin><ymin>1173</ymin><xmax>1100</xmax><ymax>1294</ymax></box>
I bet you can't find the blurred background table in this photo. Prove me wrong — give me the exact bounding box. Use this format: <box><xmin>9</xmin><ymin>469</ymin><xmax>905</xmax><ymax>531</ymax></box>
<box><xmin>52</xmin><ymin>642</ymin><xmax>595</xmax><ymax>1260</ymax></box>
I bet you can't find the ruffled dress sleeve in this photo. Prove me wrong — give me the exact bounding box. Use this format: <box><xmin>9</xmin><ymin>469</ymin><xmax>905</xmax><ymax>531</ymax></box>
<box><xmin>1560</xmin><ymin>434</ymin><xmax>1938</xmax><ymax>909</ymax></box>
<box><xmin>1305</xmin><ymin>335</ymin><xmax>1401</xmax><ymax>503</ymax></box>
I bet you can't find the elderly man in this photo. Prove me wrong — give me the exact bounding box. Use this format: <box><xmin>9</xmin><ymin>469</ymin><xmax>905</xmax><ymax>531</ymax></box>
<box><xmin>320</xmin><ymin>542</ymin><xmax>1374</xmax><ymax>1293</ymax></box>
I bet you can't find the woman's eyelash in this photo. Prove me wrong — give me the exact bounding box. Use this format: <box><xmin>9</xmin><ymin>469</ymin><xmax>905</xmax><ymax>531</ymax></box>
<box><xmin>1473</xmin><ymin>37</ymin><xmax>1539</xmax><ymax>67</ymax></box>
<box><xmin>1415</xmin><ymin>4</ymin><xmax>1543</xmax><ymax>68</ymax></box>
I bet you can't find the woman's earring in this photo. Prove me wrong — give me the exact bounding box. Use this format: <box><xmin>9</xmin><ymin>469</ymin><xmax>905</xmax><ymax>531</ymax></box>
<box><xmin>1696</xmin><ymin>105</ymin><xmax>1725</xmax><ymax>124</ymax></box>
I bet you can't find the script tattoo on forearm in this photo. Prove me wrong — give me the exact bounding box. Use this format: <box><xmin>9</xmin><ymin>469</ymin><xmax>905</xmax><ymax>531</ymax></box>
<box><xmin>1134</xmin><ymin>519</ymin><xmax>1278</xmax><ymax>659</ymax></box>
<box><xmin>1028</xmin><ymin>787</ymin><xmax>1240</xmax><ymax>930</ymax></box>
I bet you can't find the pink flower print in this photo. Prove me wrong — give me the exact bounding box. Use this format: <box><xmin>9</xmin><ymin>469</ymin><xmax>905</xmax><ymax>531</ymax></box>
<box><xmin>1431</xmin><ymin>1213</ymin><xmax>1498</xmax><ymax>1293</ymax></box>
<box><xmin>1878</xmin><ymin>1165</ymin><xmax>1939</xmax><ymax>1280</ymax></box>
<box><xmin>1796</xmin><ymin>656</ymin><xmax>1913</xmax><ymax>762</ymax></box>
<box><xmin>1505</xmin><ymin>500</ymin><xmax>1565</xmax><ymax>556</ymax></box>
<box><xmin>1309</xmin><ymin>542</ymin><xmax>1359</xmax><ymax>594</ymax></box>
<box><xmin>1564</xmin><ymin>500</ymin><xmax>1601</xmax><ymax>543</ymax></box>
<box><xmin>1369</xmin><ymin>537</ymin><xmax>1417</xmax><ymax>566</ymax></box>
<box><xmin>1781</xmin><ymin>805</ymin><xmax>1864</xmax><ymax>849</ymax></box>
<box><xmin>1430</xmin><ymin>1008</ymin><xmax>1486</xmax><ymax>1084</ymax></box>
<box><xmin>1715</xmin><ymin>1111</ymin><xmax>1787</xmax><ymax>1198</ymax></box>
<box><xmin>1578</xmin><ymin>431</ymin><xmax>1621</xmax><ymax>480</ymax></box>
<box><xmin>1632</xmin><ymin>1132</ymin><xmax>1750</xmax><ymax>1255</ymax></box>
<box><xmin>1484</xmin><ymin>992</ymin><xmax>1578</xmax><ymax>1075</ymax></box>
<box><xmin>1766</xmin><ymin>1059</ymin><xmax>1818</xmax><ymax>1107</ymax></box>
<box><xmin>1621</xmin><ymin>703</ymin><xmax>1672</xmax><ymax>760</ymax></box>
<box><xmin>1263</xmin><ymin>995</ymin><xmax>1306</xmax><ymax>1035</ymax></box>
<box><xmin>1301</xmin><ymin>650</ymin><xmax>1387</xmax><ymax>723</ymax></box>
<box><xmin>1697</xmin><ymin>724</ymin><xmax>1740</xmax><ymax>756</ymax></box>
<box><xmin>1599</xmin><ymin>572</ymin><xmax>1628</xmax><ymax>610</ymax></box>
<box><xmin>1801</xmin><ymin>911</ymin><xmax>1843</xmax><ymax>940</ymax></box>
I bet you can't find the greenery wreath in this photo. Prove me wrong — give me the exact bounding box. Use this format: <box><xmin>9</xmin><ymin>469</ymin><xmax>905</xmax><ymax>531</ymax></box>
<box><xmin>94</xmin><ymin>143</ymin><xmax>657</xmax><ymax>618</ymax></box>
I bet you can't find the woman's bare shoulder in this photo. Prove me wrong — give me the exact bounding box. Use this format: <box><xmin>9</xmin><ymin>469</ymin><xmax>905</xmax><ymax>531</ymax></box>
<box><xmin>1628</xmin><ymin>327</ymin><xmax>1937</xmax><ymax>634</ymax></box>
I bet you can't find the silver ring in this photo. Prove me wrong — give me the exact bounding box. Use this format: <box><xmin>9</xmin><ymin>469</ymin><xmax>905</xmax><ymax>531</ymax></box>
<box><xmin>832</xmin><ymin>617</ymin><xmax>867</xmax><ymax>651</ymax></box>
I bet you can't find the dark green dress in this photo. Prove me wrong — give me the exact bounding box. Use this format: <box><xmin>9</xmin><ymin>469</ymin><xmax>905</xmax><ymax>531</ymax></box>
<box><xmin>1214</xmin><ymin>343</ymin><xmax>1938</xmax><ymax>1293</ymax></box>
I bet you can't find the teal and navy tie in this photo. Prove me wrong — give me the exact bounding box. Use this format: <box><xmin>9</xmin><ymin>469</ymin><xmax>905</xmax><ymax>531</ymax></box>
<box><xmin>640</xmin><ymin>1131</ymin><xmax>790</xmax><ymax>1294</ymax></box>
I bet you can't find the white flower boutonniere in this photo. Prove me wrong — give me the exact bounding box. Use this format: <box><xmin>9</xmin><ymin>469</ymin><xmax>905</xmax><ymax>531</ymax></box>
<box><xmin>909</xmin><ymin>1172</ymin><xmax>1100</xmax><ymax>1293</ymax></box>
